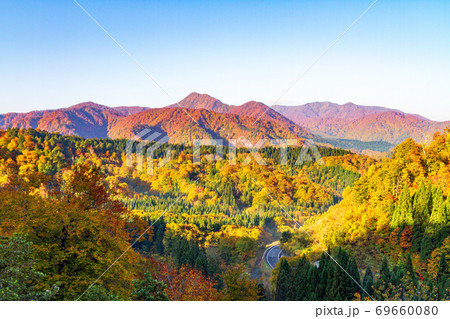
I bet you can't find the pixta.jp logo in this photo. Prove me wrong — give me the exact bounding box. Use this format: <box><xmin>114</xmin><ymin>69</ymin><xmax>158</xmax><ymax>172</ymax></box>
<box><xmin>126</xmin><ymin>129</ymin><xmax>171</xmax><ymax>175</ymax></box>
<box><xmin>126</xmin><ymin>131</ymin><xmax>324</xmax><ymax>176</ymax></box>
<box><xmin>192</xmin><ymin>137</ymin><xmax>324</xmax><ymax>166</ymax></box>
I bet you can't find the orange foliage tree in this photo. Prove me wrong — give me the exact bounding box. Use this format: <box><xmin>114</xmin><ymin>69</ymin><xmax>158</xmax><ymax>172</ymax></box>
<box><xmin>154</xmin><ymin>260</ymin><xmax>221</xmax><ymax>301</ymax></box>
<box><xmin>0</xmin><ymin>162</ymin><xmax>146</xmax><ymax>300</ymax></box>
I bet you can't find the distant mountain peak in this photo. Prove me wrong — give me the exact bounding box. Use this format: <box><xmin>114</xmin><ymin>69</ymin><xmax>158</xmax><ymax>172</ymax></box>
<box><xmin>179</xmin><ymin>92</ymin><xmax>222</xmax><ymax>105</ymax></box>
<box><xmin>184</xmin><ymin>92</ymin><xmax>215</xmax><ymax>100</ymax></box>
<box><xmin>174</xmin><ymin>92</ymin><xmax>230</xmax><ymax>113</ymax></box>
<box><xmin>240</xmin><ymin>100</ymin><xmax>267</xmax><ymax>108</ymax></box>
<box><xmin>68</xmin><ymin>101</ymin><xmax>109</xmax><ymax>110</ymax></box>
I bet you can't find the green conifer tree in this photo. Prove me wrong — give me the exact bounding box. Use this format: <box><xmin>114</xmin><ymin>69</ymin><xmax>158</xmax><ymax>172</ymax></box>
<box><xmin>412</xmin><ymin>182</ymin><xmax>432</xmax><ymax>251</ymax></box>
<box><xmin>317</xmin><ymin>253</ymin><xmax>330</xmax><ymax>300</ymax></box>
<box><xmin>436</xmin><ymin>252</ymin><xmax>449</xmax><ymax>300</ymax></box>
<box><xmin>305</xmin><ymin>265</ymin><xmax>318</xmax><ymax>301</ymax></box>
<box><xmin>329</xmin><ymin>249</ymin><xmax>348</xmax><ymax>300</ymax></box>
<box><xmin>131</xmin><ymin>272</ymin><xmax>169</xmax><ymax>301</ymax></box>
<box><xmin>292</xmin><ymin>256</ymin><xmax>308</xmax><ymax>300</ymax></box>
<box><xmin>390</xmin><ymin>264</ymin><xmax>401</xmax><ymax>286</ymax></box>
<box><xmin>195</xmin><ymin>250</ymin><xmax>209</xmax><ymax>275</ymax></box>
<box><xmin>155</xmin><ymin>224</ymin><xmax>165</xmax><ymax>254</ymax></box>
<box><xmin>347</xmin><ymin>255</ymin><xmax>361</xmax><ymax>298</ymax></box>
<box><xmin>420</xmin><ymin>235</ymin><xmax>434</xmax><ymax>260</ymax></box>
<box><xmin>362</xmin><ymin>266</ymin><xmax>374</xmax><ymax>298</ymax></box>
<box><xmin>437</xmin><ymin>253</ymin><xmax>448</xmax><ymax>281</ymax></box>
<box><xmin>428</xmin><ymin>187</ymin><xmax>446</xmax><ymax>235</ymax></box>
<box><xmin>380</xmin><ymin>256</ymin><xmax>390</xmax><ymax>284</ymax></box>
<box><xmin>405</xmin><ymin>253</ymin><xmax>414</xmax><ymax>277</ymax></box>
<box><xmin>275</xmin><ymin>258</ymin><xmax>291</xmax><ymax>301</ymax></box>
<box><xmin>400</xmin><ymin>184</ymin><xmax>414</xmax><ymax>226</ymax></box>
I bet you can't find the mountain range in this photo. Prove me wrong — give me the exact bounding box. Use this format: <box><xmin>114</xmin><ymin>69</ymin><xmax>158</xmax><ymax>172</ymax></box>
<box><xmin>0</xmin><ymin>102</ymin><xmax>146</xmax><ymax>139</ymax></box>
<box><xmin>272</xmin><ymin>102</ymin><xmax>450</xmax><ymax>145</ymax></box>
<box><xmin>1</xmin><ymin>93</ymin><xmax>448</xmax><ymax>153</ymax></box>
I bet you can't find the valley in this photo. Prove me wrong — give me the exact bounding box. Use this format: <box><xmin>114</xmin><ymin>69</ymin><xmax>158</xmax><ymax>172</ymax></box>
<box><xmin>0</xmin><ymin>95</ymin><xmax>449</xmax><ymax>301</ymax></box>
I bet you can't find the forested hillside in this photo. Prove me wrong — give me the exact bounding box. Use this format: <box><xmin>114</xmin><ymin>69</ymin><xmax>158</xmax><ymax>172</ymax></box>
<box><xmin>1</xmin><ymin>127</ymin><xmax>448</xmax><ymax>300</ymax></box>
<box><xmin>0</xmin><ymin>128</ymin><xmax>371</xmax><ymax>300</ymax></box>
<box><xmin>276</xmin><ymin>130</ymin><xmax>450</xmax><ymax>300</ymax></box>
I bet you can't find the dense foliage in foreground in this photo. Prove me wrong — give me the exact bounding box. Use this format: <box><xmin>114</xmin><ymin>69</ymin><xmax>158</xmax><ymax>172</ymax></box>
<box><xmin>278</xmin><ymin>130</ymin><xmax>450</xmax><ymax>300</ymax></box>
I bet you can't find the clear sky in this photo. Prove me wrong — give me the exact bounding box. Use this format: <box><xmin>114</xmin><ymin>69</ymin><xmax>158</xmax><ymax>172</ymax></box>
<box><xmin>1</xmin><ymin>0</ymin><xmax>449</xmax><ymax>121</ymax></box>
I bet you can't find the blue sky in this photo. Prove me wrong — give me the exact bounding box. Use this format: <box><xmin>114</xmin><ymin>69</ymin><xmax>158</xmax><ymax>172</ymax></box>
<box><xmin>1</xmin><ymin>0</ymin><xmax>449</xmax><ymax>121</ymax></box>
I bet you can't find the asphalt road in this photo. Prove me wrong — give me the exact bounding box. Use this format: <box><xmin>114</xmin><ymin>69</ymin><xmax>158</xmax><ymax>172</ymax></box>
<box><xmin>264</xmin><ymin>244</ymin><xmax>285</xmax><ymax>269</ymax></box>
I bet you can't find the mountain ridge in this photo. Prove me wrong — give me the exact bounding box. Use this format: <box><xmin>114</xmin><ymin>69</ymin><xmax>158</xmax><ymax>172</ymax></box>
<box><xmin>1</xmin><ymin>94</ymin><xmax>449</xmax><ymax>152</ymax></box>
<box><xmin>0</xmin><ymin>102</ymin><xmax>147</xmax><ymax>139</ymax></box>
<box><xmin>272</xmin><ymin>101</ymin><xmax>450</xmax><ymax>145</ymax></box>
<box><xmin>169</xmin><ymin>92</ymin><xmax>300</xmax><ymax>128</ymax></box>
<box><xmin>0</xmin><ymin>97</ymin><xmax>312</xmax><ymax>145</ymax></box>
<box><xmin>108</xmin><ymin>106</ymin><xmax>312</xmax><ymax>145</ymax></box>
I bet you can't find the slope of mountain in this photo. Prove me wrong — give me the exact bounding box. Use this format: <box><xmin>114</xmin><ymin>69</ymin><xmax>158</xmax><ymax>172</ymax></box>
<box><xmin>273</xmin><ymin>102</ymin><xmax>450</xmax><ymax>145</ymax></box>
<box><xmin>0</xmin><ymin>110</ymin><xmax>52</xmax><ymax>129</ymax></box>
<box><xmin>272</xmin><ymin>102</ymin><xmax>393</xmax><ymax>123</ymax></box>
<box><xmin>325</xmin><ymin>111</ymin><xmax>450</xmax><ymax>145</ymax></box>
<box><xmin>108</xmin><ymin>106</ymin><xmax>311</xmax><ymax>144</ymax></box>
<box><xmin>1</xmin><ymin>95</ymin><xmax>311</xmax><ymax>144</ymax></box>
<box><xmin>2</xmin><ymin>94</ymin><xmax>447</xmax><ymax>152</ymax></box>
<box><xmin>0</xmin><ymin>102</ymin><xmax>147</xmax><ymax>139</ymax></box>
<box><xmin>112</xmin><ymin>106</ymin><xmax>148</xmax><ymax>116</ymax></box>
<box><xmin>283</xmin><ymin>131</ymin><xmax>450</xmax><ymax>286</ymax></box>
<box><xmin>172</xmin><ymin>92</ymin><xmax>303</xmax><ymax>131</ymax></box>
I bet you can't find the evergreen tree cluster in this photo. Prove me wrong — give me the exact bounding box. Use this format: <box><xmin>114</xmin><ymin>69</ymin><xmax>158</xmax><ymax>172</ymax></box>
<box><xmin>372</xmin><ymin>255</ymin><xmax>449</xmax><ymax>301</ymax></box>
<box><xmin>123</xmin><ymin>196</ymin><xmax>278</xmax><ymax>229</ymax></box>
<box><xmin>168</xmin><ymin>237</ymin><xmax>211</xmax><ymax>276</ymax></box>
<box><xmin>258</xmin><ymin>146</ymin><xmax>352</xmax><ymax>168</ymax></box>
<box><xmin>306</xmin><ymin>165</ymin><xmax>360</xmax><ymax>193</ymax></box>
<box><xmin>275</xmin><ymin>248</ymin><xmax>361</xmax><ymax>301</ymax></box>
<box><xmin>133</xmin><ymin>219</ymin><xmax>218</xmax><ymax>278</ymax></box>
<box><xmin>274</xmin><ymin>249</ymin><xmax>450</xmax><ymax>301</ymax></box>
<box><xmin>391</xmin><ymin>181</ymin><xmax>450</xmax><ymax>260</ymax></box>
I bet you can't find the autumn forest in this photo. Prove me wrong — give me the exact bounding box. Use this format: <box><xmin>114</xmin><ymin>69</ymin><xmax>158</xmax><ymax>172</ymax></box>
<box><xmin>0</xmin><ymin>125</ymin><xmax>448</xmax><ymax>301</ymax></box>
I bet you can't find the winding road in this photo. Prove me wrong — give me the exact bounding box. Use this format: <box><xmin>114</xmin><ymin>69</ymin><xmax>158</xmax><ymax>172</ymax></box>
<box><xmin>263</xmin><ymin>245</ymin><xmax>320</xmax><ymax>270</ymax></box>
<box><xmin>264</xmin><ymin>244</ymin><xmax>286</xmax><ymax>269</ymax></box>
